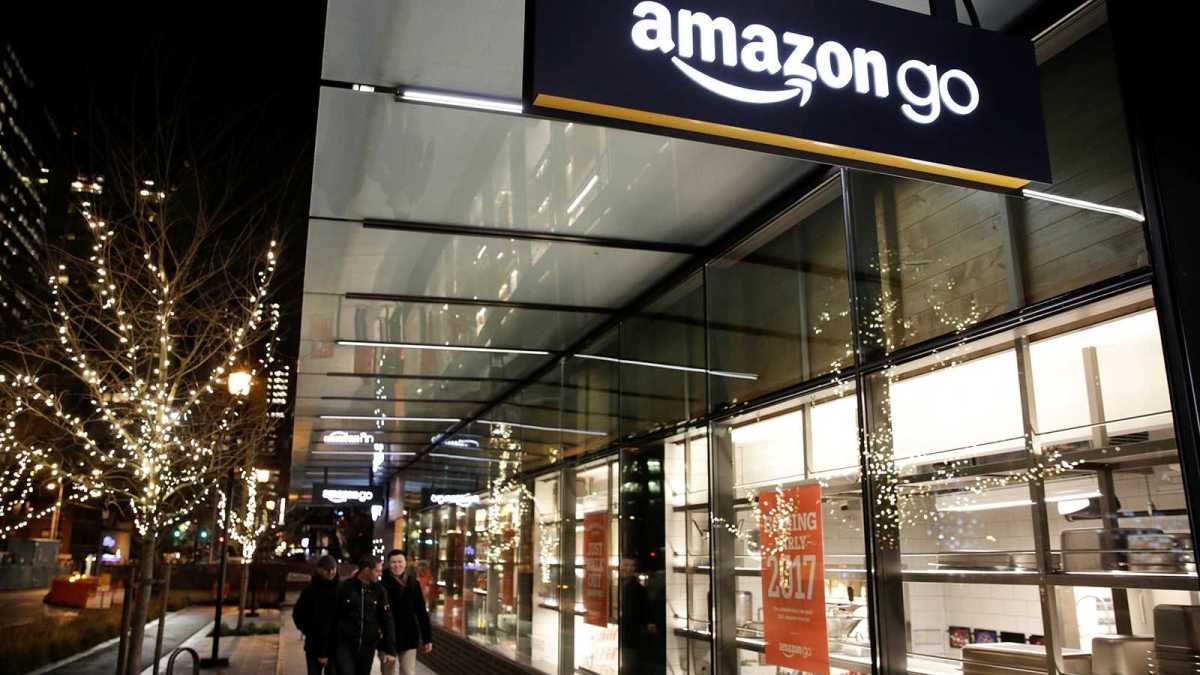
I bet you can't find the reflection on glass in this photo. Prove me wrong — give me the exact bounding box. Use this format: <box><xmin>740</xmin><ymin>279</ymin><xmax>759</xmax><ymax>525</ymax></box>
<box><xmin>575</xmin><ymin>459</ymin><xmax>620</xmax><ymax>675</ymax></box>
<box><xmin>707</xmin><ymin>179</ymin><xmax>851</xmax><ymax>410</ymax></box>
<box><xmin>620</xmin><ymin>444</ymin><xmax>667</xmax><ymax>675</ymax></box>
<box><xmin>847</xmin><ymin>170</ymin><xmax>1011</xmax><ymax>354</ymax></box>
<box><xmin>1017</xmin><ymin>21</ymin><xmax>1146</xmax><ymax>303</ymax></box>
<box><xmin>621</xmin><ymin>275</ymin><xmax>707</xmax><ymax>436</ymax></box>
<box><xmin>877</xmin><ymin>291</ymin><xmax>1196</xmax><ymax>674</ymax></box>
<box><xmin>710</xmin><ymin>388</ymin><xmax>870</xmax><ymax>675</ymax></box>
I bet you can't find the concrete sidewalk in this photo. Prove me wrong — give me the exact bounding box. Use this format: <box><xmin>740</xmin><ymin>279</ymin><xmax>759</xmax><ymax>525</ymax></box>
<box><xmin>138</xmin><ymin>617</ymin><xmax>280</xmax><ymax>675</ymax></box>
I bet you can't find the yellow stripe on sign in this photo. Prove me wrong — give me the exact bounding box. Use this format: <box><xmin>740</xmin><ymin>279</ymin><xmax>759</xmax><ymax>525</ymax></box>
<box><xmin>534</xmin><ymin>93</ymin><xmax>1030</xmax><ymax>190</ymax></box>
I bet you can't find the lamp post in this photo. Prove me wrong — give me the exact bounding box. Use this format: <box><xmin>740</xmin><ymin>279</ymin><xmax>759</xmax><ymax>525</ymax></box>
<box><xmin>200</xmin><ymin>369</ymin><xmax>251</xmax><ymax>669</ymax></box>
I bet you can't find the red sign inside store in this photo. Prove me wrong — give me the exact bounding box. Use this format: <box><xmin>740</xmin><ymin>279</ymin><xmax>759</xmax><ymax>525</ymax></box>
<box><xmin>759</xmin><ymin>484</ymin><xmax>829</xmax><ymax>673</ymax></box>
<box><xmin>583</xmin><ymin>512</ymin><xmax>609</xmax><ymax>627</ymax></box>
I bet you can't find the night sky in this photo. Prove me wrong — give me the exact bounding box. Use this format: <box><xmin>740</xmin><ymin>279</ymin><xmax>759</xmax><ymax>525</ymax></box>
<box><xmin>5</xmin><ymin>2</ymin><xmax>326</xmax><ymax>270</ymax></box>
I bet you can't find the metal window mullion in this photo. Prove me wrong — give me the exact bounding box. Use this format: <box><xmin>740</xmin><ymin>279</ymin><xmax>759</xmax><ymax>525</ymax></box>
<box><xmin>843</xmin><ymin>168</ymin><xmax>907</xmax><ymax>675</ymax></box>
<box><xmin>1015</xmin><ymin>336</ymin><xmax>1065</xmax><ymax>675</ymax></box>
<box><xmin>999</xmin><ymin>195</ymin><xmax>1030</xmax><ymax>308</ymax></box>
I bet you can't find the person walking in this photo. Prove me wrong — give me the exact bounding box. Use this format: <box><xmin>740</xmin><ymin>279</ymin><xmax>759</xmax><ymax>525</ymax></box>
<box><xmin>333</xmin><ymin>555</ymin><xmax>398</xmax><ymax>675</ymax></box>
<box><xmin>294</xmin><ymin>556</ymin><xmax>341</xmax><ymax>675</ymax></box>
<box><xmin>380</xmin><ymin>550</ymin><xmax>433</xmax><ymax>675</ymax></box>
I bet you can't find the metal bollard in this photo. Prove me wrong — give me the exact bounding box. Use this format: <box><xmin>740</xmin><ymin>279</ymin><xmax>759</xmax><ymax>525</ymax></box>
<box><xmin>166</xmin><ymin>647</ymin><xmax>199</xmax><ymax>675</ymax></box>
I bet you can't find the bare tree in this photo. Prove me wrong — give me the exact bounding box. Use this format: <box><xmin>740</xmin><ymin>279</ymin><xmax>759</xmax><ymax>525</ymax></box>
<box><xmin>0</xmin><ymin>388</ymin><xmax>78</xmax><ymax>538</ymax></box>
<box><xmin>0</xmin><ymin>143</ymin><xmax>282</xmax><ymax>671</ymax></box>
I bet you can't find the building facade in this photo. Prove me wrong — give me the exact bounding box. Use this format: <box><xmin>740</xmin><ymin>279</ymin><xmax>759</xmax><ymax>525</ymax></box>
<box><xmin>296</xmin><ymin>1</ymin><xmax>1200</xmax><ymax>673</ymax></box>
<box><xmin>0</xmin><ymin>42</ymin><xmax>57</xmax><ymax>330</ymax></box>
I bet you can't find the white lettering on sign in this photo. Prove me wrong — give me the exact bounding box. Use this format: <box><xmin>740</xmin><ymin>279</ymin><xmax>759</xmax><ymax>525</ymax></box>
<box><xmin>630</xmin><ymin>1</ymin><xmax>979</xmax><ymax>124</ymax></box>
<box><xmin>322</xmin><ymin>489</ymin><xmax>376</xmax><ymax>504</ymax></box>
<box><xmin>430</xmin><ymin>493</ymin><xmax>481</xmax><ymax>507</ymax></box>
<box><xmin>323</xmin><ymin>431</ymin><xmax>376</xmax><ymax>445</ymax></box>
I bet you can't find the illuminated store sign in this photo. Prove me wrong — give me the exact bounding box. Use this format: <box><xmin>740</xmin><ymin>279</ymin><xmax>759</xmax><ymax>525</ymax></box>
<box><xmin>430</xmin><ymin>493</ymin><xmax>481</xmax><ymax>508</ymax></box>
<box><xmin>322</xmin><ymin>489</ymin><xmax>376</xmax><ymax>504</ymax></box>
<box><xmin>314</xmin><ymin>484</ymin><xmax>383</xmax><ymax>506</ymax></box>
<box><xmin>323</xmin><ymin>431</ymin><xmax>376</xmax><ymax>445</ymax></box>
<box><xmin>527</xmin><ymin>0</ymin><xmax>1050</xmax><ymax>188</ymax></box>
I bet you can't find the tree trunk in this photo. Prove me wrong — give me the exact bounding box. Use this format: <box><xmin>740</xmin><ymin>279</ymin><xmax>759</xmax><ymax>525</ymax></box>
<box><xmin>236</xmin><ymin>561</ymin><xmax>249</xmax><ymax>631</ymax></box>
<box><xmin>126</xmin><ymin>534</ymin><xmax>157</xmax><ymax>675</ymax></box>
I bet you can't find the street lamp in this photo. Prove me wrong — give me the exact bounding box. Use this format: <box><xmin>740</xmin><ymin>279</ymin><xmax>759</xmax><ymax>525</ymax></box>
<box><xmin>227</xmin><ymin>370</ymin><xmax>252</xmax><ymax>397</ymax></box>
<box><xmin>200</xmin><ymin>369</ymin><xmax>252</xmax><ymax>669</ymax></box>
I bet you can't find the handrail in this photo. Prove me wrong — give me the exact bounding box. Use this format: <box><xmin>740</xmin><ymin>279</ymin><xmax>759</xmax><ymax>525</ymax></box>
<box><xmin>166</xmin><ymin>647</ymin><xmax>199</xmax><ymax>675</ymax></box>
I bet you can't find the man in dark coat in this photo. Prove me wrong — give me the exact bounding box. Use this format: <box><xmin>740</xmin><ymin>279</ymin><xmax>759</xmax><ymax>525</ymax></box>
<box><xmin>333</xmin><ymin>555</ymin><xmax>398</xmax><ymax>675</ymax></box>
<box><xmin>379</xmin><ymin>550</ymin><xmax>433</xmax><ymax>675</ymax></box>
<box><xmin>294</xmin><ymin>555</ymin><xmax>340</xmax><ymax>675</ymax></box>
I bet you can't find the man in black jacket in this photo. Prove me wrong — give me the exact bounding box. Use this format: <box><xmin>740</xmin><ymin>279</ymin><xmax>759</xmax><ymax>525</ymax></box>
<box><xmin>380</xmin><ymin>550</ymin><xmax>433</xmax><ymax>675</ymax></box>
<box><xmin>294</xmin><ymin>556</ymin><xmax>340</xmax><ymax>675</ymax></box>
<box><xmin>333</xmin><ymin>555</ymin><xmax>398</xmax><ymax>675</ymax></box>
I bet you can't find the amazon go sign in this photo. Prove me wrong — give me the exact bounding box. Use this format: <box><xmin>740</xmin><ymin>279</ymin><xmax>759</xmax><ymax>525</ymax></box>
<box><xmin>631</xmin><ymin>2</ymin><xmax>978</xmax><ymax>125</ymax></box>
<box><xmin>527</xmin><ymin>0</ymin><xmax>1050</xmax><ymax>188</ymax></box>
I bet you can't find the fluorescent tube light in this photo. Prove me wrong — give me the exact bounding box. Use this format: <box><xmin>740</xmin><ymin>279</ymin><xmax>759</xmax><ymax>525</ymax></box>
<box><xmin>934</xmin><ymin>477</ymin><xmax>1101</xmax><ymax>513</ymax></box>
<box><xmin>401</xmin><ymin>88</ymin><xmax>524</xmax><ymax>114</ymax></box>
<box><xmin>429</xmin><ymin>453</ymin><xmax>503</xmax><ymax>464</ymax></box>
<box><xmin>574</xmin><ymin>353</ymin><xmax>758</xmax><ymax>381</ymax></box>
<box><xmin>477</xmin><ymin>419</ymin><xmax>610</xmax><ymax>437</ymax></box>
<box><xmin>319</xmin><ymin>415</ymin><xmax>461</xmax><ymax>423</ymax></box>
<box><xmin>1022</xmin><ymin>189</ymin><xmax>1146</xmax><ymax>223</ymax></box>
<box><xmin>567</xmin><ymin>175</ymin><xmax>599</xmax><ymax>213</ymax></box>
<box><xmin>313</xmin><ymin>451</ymin><xmax>417</xmax><ymax>457</ymax></box>
<box><xmin>337</xmin><ymin>340</ymin><xmax>550</xmax><ymax>357</ymax></box>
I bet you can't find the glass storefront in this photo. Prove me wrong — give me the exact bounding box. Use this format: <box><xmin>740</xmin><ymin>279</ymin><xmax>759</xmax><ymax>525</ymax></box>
<box><xmin>390</xmin><ymin>4</ymin><xmax>1199</xmax><ymax>675</ymax></box>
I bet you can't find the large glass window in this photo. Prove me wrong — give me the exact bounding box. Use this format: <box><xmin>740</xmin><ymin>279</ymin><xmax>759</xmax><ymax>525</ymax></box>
<box><xmin>664</xmin><ymin>427</ymin><xmax>710</xmax><ymax>675</ymax></box>
<box><xmin>706</xmin><ymin>178</ymin><xmax>852</xmax><ymax>410</ymax></box>
<box><xmin>394</xmin><ymin>8</ymin><xmax>1190</xmax><ymax>675</ymax></box>
<box><xmin>1017</xmin><ymin>14</ymin><xmax>1147</xmax><ymax>302</ymax></box>
<box><xmin>709</xmin><ymin>386</ymin><xmax>869</xmax><ymax>675</ymax></box>
<box><xmin>868</xmin><ymin>287</ymin><xmax>1196</xmax><ymax>674</ymax></box>
<box><xmin>575</xmin><ymin>458</ymin><xmax>620</xmax><ymax>675</ymax></box>
<box><xmin>620</xmin><ymin>275</ymin><xmax>707</xmax><ymax>436</ymax></box>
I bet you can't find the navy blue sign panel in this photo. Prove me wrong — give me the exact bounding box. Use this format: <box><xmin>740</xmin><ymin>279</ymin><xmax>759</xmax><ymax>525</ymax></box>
<box><xmin>526</xmin><ymin>0</ymin><xmax>1051</xmax><ymax>189</ymax></box>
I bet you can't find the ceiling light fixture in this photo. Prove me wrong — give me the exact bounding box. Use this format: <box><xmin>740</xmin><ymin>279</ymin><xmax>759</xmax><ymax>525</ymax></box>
<box><xmin>400</xmin><ymin>88</ymin><xmax>524</xmax><ymax>114</ymax></box>
<box><xmin>336</xmin><ymin>340</ymin><xmax>550</xmax><ymax>357</ymax></box>
<box><xmin>573</xmin><ymin>353</ymin><xmax>758</xmax><ymax>381</ymax></box>
<box><xmin>319</xmin><ymin>415</ymin><xmax>461</xmax><ymax>423</ymax></box>
<box><xmin>313</xmin><ymin>451</ymin><xmax>417</xmax><ymax>457</ymax></box>
<box><xmin>1022</xmin><ymin>189</ymin><xmax>1145</xmax><ymax>223</ymax></box>
<box><xmin>429</xmin><ymin>453</ymin><xmax>503</xmax><ymax>464</ymax></box>
<box><xmin>477</xmin><ymin>419</ymin><xmax>609</xmax><ymax>437</ymax></box>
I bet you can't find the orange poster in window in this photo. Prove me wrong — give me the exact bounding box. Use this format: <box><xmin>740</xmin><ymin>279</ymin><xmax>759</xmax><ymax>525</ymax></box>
<box><xmin>583</xmin><ymin>512</ymin><xmax>609</xmax><ymax>627</ymax></box>
<box><xmin>759</xmin><ymin>484</ymin><xmax>829</xmax><ymax>673</ymax></box>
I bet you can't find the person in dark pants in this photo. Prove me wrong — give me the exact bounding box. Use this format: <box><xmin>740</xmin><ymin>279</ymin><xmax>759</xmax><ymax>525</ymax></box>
<box><xmin>333</xmin><ymin>556</ymin><xmax>398</xmax><ymax>675</ymax></box>
<box><xmin>380</xmin><ymin>550</ymin><xmax>433</xmax><ymax>675</ymax></box>
<box><xmin>294</xmin><ymin>556</ymin><xmax>340</xmax><ymax>675</ymax></box>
